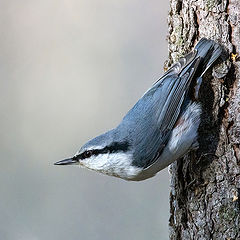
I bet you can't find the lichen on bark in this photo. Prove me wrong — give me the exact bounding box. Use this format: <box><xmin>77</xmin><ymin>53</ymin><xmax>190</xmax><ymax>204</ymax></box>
<box><xmin>167</xmin><ymin>0</ymin><xmax>240</xmax><ymax>239</ymax></box>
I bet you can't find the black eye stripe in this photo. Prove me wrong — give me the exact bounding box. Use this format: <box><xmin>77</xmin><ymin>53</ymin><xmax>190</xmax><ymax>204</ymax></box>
<box><xmin>78</xmin><ymin>141</ymin><xmax>130</xmax><ymax>160</ymax></box>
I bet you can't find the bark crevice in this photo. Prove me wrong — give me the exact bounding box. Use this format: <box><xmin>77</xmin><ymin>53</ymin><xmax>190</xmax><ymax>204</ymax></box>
<box><xmin>167</xmin><ymin>0</ymin><xmax>240</xmax><ymax>239</ymax></box>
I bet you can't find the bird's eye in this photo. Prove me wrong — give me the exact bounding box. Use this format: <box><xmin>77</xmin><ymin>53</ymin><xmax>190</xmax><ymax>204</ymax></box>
<box><xmin>83</xmin><ymin>150</ymin><xmax>93</xmax><ymax>159</ymax></box>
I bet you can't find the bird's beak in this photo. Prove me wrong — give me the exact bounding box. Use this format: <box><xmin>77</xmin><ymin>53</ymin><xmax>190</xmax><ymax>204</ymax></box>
<box><xmin>54</xmin><ymin>158</ymin><xmax>78</xmax><ymax>166</ymax></box>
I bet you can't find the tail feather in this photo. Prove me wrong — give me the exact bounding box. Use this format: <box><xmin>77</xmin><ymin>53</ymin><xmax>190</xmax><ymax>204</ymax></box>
<box><xmin>153</xmin><ymin>38</ymin><xmax>223</xmax><ymax>99</ymax></box>
<box><xmin>161</xmin><ymin>38</ymin><xmax>222</xmax><ymax>83</ymax></box>
<box><xmin>194</xmin><ymin>38</ymin><xmax>223</xmax><ymax>77</ymax></box>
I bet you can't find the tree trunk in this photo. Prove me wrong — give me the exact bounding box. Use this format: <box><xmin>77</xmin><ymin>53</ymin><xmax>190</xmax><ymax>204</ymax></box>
<box><xmin>167</xmin><ymin>0</ymin><xmax>240</xmax><ymax>239</ymax></box>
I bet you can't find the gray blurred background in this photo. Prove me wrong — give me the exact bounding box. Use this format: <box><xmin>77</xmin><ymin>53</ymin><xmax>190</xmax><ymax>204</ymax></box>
<box><xmin>0</xmin><ymin>0</ymin><xmax>170</xmax><ymax>239</ymax></box>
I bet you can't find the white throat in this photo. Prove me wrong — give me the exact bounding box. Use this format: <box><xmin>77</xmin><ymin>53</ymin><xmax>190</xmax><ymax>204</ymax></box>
<box><xmin>81</xmin><ymin>152</ymin><xmax>141</xmax><ymax>180</ymax></box>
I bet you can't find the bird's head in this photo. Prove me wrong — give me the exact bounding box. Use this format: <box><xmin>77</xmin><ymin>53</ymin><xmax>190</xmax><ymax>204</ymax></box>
<box><xmin>54</xmin><ymin>130</ymin><xmax>142</xmax><ymax>180</ymax></box>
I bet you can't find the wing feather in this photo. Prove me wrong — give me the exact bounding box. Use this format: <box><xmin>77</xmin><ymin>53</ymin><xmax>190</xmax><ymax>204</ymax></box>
<box><xmin>120</xmin><ymin>39</ymin><xmax>222</xmax><ymax>168</ymax></box>
<box><xmin>128</xmin><ymin>58</ymin><xmax>200</xmax><ymax>168</ymax></box>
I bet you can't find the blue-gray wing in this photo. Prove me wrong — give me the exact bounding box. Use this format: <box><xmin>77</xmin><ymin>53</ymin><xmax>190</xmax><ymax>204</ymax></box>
<box><xmin>119</xmin><ymin>38</ymin><xmax>222</xmax><ymax>168</ymax></box>
<box><xmin>128</xmin><ymin>60</ymin><xmax>200</xmax><ymax>168</ymax></box>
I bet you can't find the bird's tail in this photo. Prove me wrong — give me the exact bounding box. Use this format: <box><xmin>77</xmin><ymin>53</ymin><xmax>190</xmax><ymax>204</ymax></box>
<box><xmin>161</xmin><ymin>38</ymin><xmax>223</xmax><ymax>82</ymax></box>
<box><xmin>193</xmin><ymin>38</ymin><xmax>223</xmax><ymax>77</ymax></box>
<box><xmin>153</xmin><ymin>38</ymin><xmax>223</xmax><ymax>100</ymax></box>
<box><xmin>175</xmin><ymin>38</ymin><xmax>223</xmax><ymax>100</ymax></box>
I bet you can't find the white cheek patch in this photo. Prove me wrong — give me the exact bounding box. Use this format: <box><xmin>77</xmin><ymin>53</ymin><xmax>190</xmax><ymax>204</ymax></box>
<box><xmin>82</xmin><ymin>153</ymin><xmax>141</xmax><ymax>180</ymax></box>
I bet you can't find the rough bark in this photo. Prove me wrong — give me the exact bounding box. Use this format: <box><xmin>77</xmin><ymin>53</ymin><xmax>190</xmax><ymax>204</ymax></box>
<box><xmin>167</xmin><ymin>0</ymin><xmax>240</xmax><ymax>239</ymax></box>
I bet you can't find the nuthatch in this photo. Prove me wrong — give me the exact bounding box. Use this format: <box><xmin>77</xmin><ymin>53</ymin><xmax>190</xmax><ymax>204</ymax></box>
<box><xmin>55</xmin><ymin>38</ymin><xmax>222</xmax><ymax>181</ymax></box>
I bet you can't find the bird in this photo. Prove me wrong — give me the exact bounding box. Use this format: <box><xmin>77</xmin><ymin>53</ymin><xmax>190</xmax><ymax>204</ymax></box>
<box><xmin>54</xmin><ymin>38</ymin><xmax>223</xmax><ymax>181</ymax></box>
